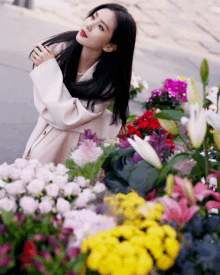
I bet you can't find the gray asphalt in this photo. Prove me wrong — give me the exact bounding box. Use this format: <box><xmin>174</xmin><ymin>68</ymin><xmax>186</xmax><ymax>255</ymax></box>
<box><xmin>0</xmin><ymin>4</ymin><xmax>220</xmax><ymax>164</ymax></box>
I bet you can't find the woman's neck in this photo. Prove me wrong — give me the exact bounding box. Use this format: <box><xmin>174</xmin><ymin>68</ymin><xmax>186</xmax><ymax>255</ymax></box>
<box><xmin>77</xmin><ymin>47</ymin><xmax>102</xmax><ymax>74</ymax></box>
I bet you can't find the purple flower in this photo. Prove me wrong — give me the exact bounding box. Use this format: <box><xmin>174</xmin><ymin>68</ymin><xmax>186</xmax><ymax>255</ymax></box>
<box><xmin>118</xmin><ymin>137</ymin><xmax>132</xmax><ymax>149</ymax></box>
<box><xmin>0</xmin><ymin>255</ymin><xmax>13</xmax><ymax>268</ymax></box>
<box><xmin>41</xmin><ymin>250</ymin><xmax>53</xmax><ymax>262</ymax></box>
<box><xmin>0</xmin><ymin>243</ymin><xmax>12</xmax><ymax>255</ymax></box>
<box><xmin>33</xmin><ymin>233</ymin><xmax>47</xmax><ymax>242</ymax></box>
<box><xmin>67</xmin><ymin>247</ymin><xmax>81</xmax><ymax>259</ymax></box>
<box><xmin>82</xmin><ymin>129</ymin><xmax>101</xmax><ymax>145</ymax></box>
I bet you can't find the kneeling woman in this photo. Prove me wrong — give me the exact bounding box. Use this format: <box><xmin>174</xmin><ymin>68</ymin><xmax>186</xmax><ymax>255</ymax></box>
<box><xmin>22</xmin><ymin>3</ymin><xmax>137</xmax><ymax>166</ymax></box>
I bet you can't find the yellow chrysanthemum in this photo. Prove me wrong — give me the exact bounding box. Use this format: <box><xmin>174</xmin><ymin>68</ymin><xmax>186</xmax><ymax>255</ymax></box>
<box><xmin>162</xmin><ymin>225</ymin><xmax>177</xmax><ymax>239</ymax></box>
<box><xmin>124</xmin><ymin>208</ymin><xmax>136</xmax><ymax>220</ymax></box>
<box><xmin>156</xmin><ymin>253</ymin><xmax>175</xmax><ymax>271</ymax></box>
<box><xmin>139</xmin><ymin>220</ymin><xmax>159</xmax><ymax>230</ymax></box>
<box><xmin>136</xmin><ymin>252</ymin><xmax>154</xmax><ymax>275</ymax></box>
<box><xmin>81</xmin><ymin>239</ymin><xmax>89</xmax><ymax>253</ymax></box>
<box><xmin>164</xmin><ymin>237</ymin><xmax>180</xmax><ymax>260</ymax></box>
<box><xmin>122</xmin><ymin>256</ymin><xmax>137</xmax><ymax>275</ymax></box>
<box><xmin>145</xmin><ymin>235</ymin><xmax>162</xmax><ymax>249</ymax></box>
<box><xmin>149</xmin><ymin>245</ymin><xmax>164</xmax><ymax>260</ymax></box>
<box><xmin>147</xmin><ymin>226</ymin><xmax>165</xmax><ymax>239</ymax></box>
<box><xmin>129</xmin><ymin>236</ymin><xmax>148</xmax><ymax>247</ymax></box>
<box><xmin>86</xmin><ymin>251</ymin><xmax>103</xmax><ymax>271</ymax></box>
<box><xmin>98</xmin><ymin>253</ymin><xmax>122</xmax><ymax>275</ymax></box>
<box><xmin>113</xmin><ymin>241</ymin><xmax>135</xmax><ymax>257</ymax></box>
<box><xmin>154</xmin><ymin>203</ymin><xmax>165</xmax><ymax>213</ymax></box>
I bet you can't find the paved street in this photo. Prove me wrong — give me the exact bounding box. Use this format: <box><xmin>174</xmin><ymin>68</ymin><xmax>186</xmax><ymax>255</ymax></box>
<box><xmin>0</xmin><ymin>0</ymin><xmax>220</xmax><ymax>165</ymax></box>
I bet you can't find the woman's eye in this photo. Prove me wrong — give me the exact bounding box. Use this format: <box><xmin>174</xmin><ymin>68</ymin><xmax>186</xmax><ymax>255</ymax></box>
<box><xmin>99</xmin><ymin>25</ymin><xmax>104</xmax><ymax>31</ymax></box>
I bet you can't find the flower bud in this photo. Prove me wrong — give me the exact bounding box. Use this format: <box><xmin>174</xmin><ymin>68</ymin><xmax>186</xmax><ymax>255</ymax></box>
<box><xmin>166</xmin><ymin>174</ymin><xmax>175</xmax><ymax>197</ymax></box>
<box><xmin>213</xmin><ymin>131</ymin><xmax>220</xmax><ymax>151</ymax></box>
<box><xmin>158</xmin><ymin>119</ymin><xmax>179</xmax><ymax>135</ymax></box>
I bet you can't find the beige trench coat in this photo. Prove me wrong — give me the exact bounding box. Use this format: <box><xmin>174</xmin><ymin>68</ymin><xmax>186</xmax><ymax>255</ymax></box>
<box><xmin>22</xmin><ymin>41</ymin><xmax>122</xmax><ymax>165</ymax></box>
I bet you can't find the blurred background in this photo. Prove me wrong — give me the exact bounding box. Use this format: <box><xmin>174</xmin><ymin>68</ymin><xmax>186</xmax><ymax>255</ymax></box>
<box><xmin>0</xmin><ymin>0</ymin><xmax>220</xmax><ymax>164</ymax></box>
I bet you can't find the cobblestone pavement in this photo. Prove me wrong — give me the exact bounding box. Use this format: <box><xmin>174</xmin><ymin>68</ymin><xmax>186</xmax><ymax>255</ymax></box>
<box><xmin>1</xmin><ymin>0</ymin><xmax>220</xmax><ymax>59</ymax></box>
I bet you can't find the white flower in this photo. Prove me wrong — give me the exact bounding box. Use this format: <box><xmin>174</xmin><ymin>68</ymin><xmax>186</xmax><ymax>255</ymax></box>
<box><xmin>206</xmin><ymin>86</ymin><xmax>218</xmax><ymax>105</ymax></box>
<box><xmin>39</xmin><ymin>199</ymin><xmax>53</xmax><ymax>214</ymax></box>
<box><xmin>81</xmin><ymin>188</ymin><xmax>96</xmax><ymax>201</ymax></box>
<box><xmin>208</xmin><ymin>104</ymin><xmax>218</xmax><ymax>112</ymax></box>
<box><xmin>180</xmin><ymin>116</ymin><xmax>189</xmax><ymax>126</ymax></box>
<box><xmin>206</xmin><ymin>98</ymin><xmax>220</xmax><ymax>132</ymax></box>
<box><xmin>56</xmin><ymin>198</ymin><xmax>71</xmax><ymax>214</ymax></box>
<box><xmin>14</xmin><ymin>158</ymin><xmax>28</xmax><ymax>169</ymax></box>
<box><xmin>27</xmin><ymin>179</ymin><xmax>45</xmax><ymax>195</ymax></box>
<box><xmin>188</xmin><ymin>103</ymin><xmax>207</xmax><ymax>149</ymax></box>
<box><xmin>63</xmin><ymin>182</ymin><xmax>81</xmax><ymax>196</ymax></box>
<box><xmin>52</xmin><ymin>175</ymin><xmax>68</xmax><ymax>188</ymax></box>
<box><xmin>44</xmin><ymin>162</ymin><xmax>56</xmax><ymax>172</ymax></box>
<box><xmin>186</xmin><ymin>77</ymin><xmax>202</xmax><ymax>108</ymax></box>
<box><xmin>45</xmin><ymin>183</ymin><xmax>59</xmax><ymax>197</ymax></box>
<box><xmin>0</xmin><ymin>189</ymin><xmax>6</xmax><ymax>199</ymax></box>
<box><xmin>0</xmin><ymin>179</ymin><xmax>6</xmax><ymax>188</ymax></box>
<box><xmin>142</xmin><ymin>80</ymin><xmax>149</xmax><ymax>90</ymax></box>
<box><xmin>20</xmin><ymin>196</ymin><xmax>39</xmax><ymax>214</ymax></box>
<box><xmin>93</xmin><ymin>182</ymin><xmax>106</xmax><ymax>193</ymax></box>
<box><xmin>20</xmin><ymin>169</ymin><xmax>35</xmax><ymax>185</ymax></box>
<box><xmin>132</xmin><ymin>81</ymin><xmax>139</xmax><ymax>89</ymax></box>
<box><xmin>209</xmin><ymin>177</ymin><xmax>218</xmax><ymax>191</ymax></box>
<box><xmin>5</xmin><ymin>180</ymin><xmax>26</xmax><ymax>195</ymax></box>
<box><xmin>9</xmin><ymin>167</ymin><xmax>21</xmax><ymax>181</ymax></box>
<box><xmin>128</xmin><ymin>135</ymin><xmax>162</xmax><ymax>170</ymax></box>
<box><xmin>54</xmin><ymin>163</ymin><xmax>69</xmax><ymax>176</ymax></box>
<box><xmin>74</xmin><ymin>176</ymin><xmax>90</xmax><ymax>188</ymax></box>
<box><xmin>0</xmin><ymin>163</ymin><xmax>11</xmax><ymax>179</ymax></box>
<box><xmin>36</xmin><ymin>167</ymin><xmax>54</xmax><ymax>183</ymax></box>
<box><xmin>201</xmin><ymin>177</ymin><xmax>206</xmax><ymax>184</ymax></box>
<box><xmin>0</xmin><ymin>197</ymin><xmax>17</xmax><ymax>212</ymax></box>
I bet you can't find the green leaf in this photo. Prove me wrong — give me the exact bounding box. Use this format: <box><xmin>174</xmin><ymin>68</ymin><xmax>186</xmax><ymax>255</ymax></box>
<box><xmin>72</xmin><ymin>252</ymin><xmax>89</xmax><ymax>273</ymax></box>
<box><xmin>200</xmin><ymin>59</ymin><xmax>209</xmax><ymax>85</ymax></box>
<box><xmin>1</xmin><ymin>210</ymin><xmax>14</xmax><ymax>225</ymax></box>
<box><xmin>126</xmin><ymin>114</ymin><xmax>138</xmax><ymax>125</ymax></box>
<box><xmin>153</xmin><ymin>110</ymin><xmax>185</xmax><ymax>121</ymax></box>
<box><xmin>157</xmin><ymin>153</ymin><xmax>192</xmax><ymax>185</ymax></box>
<box><xmin>106</xmin><ymin>103</ymin><xmax>114</xmax><ymax>113</ymax></box>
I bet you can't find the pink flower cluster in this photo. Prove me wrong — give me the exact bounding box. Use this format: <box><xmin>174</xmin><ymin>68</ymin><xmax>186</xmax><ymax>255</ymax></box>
<box><xmin>63</xmin><ymin>209</ymin><xmax>116</xmax><ymax>248</ymax></box>
<box><xmin>163</xmin><ymin>78</ymin><xmax>187</xmax><ymax>102</ymax></box>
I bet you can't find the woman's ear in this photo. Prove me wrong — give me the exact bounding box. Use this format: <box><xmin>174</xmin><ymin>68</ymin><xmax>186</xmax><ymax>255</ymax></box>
<box><xmin>103</xmin><ymin>43</ymin><xmax>117</xmax><ymax>52</ymax></box>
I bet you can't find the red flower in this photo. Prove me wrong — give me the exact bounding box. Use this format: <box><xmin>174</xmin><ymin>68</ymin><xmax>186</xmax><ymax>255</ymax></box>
<box><xmin>166</xmin><ymin>139</ymin><xmax>175</xmax><ymax>150</ymax></box>
<box><xmin>126</xmin><ymin>125</ymin><xmax>142</xmax><ymax>138</ymax></box>
<box><xmin>137</xmin><ymin>120</ymin><xmax>149</xmax><ymax>129</ymax></box>
<box><xmin>20</xmin><ymin>239</ymin><xmax>39</xmax><ymax>266</ymax></box>
<box><xmin>185</xmin><ymin>129</ymin><xmax>188</xmax><ymax>135</ymax></box>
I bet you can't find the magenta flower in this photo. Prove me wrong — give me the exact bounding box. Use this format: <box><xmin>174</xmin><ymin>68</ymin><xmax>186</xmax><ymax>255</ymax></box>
<box><xmin>162</xmin><ymin>195</ymin><xmax>199</xmax><ymax>227</ymax></box>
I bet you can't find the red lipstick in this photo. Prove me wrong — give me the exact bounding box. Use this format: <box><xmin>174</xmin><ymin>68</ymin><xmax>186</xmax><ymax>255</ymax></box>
<box><xmin>80</xmin><ymin>29</ymin><xmax>87</xmax><ymax>38</ymax></box>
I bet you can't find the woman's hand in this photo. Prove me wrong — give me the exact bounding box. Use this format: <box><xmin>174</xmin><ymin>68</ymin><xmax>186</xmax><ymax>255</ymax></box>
<box><xmin>31</xmin><ymin>43</ymin><xmax>55</xmax><ymax>67</ymax></box>
<box><xmin>117</xmin><ymin>125</ymin><xmax>128</xmax><ymax>138</ymax></box>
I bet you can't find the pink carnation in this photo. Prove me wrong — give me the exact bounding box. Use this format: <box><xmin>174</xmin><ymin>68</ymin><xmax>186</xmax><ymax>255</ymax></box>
<box><xmin>56</xmin><ymin>198</ymin><xmax>71</xmax><ymax>214</ymax></box>
<box><xmin>5</xmin><ymin>180</ymin><xmax>26</xmax><ymax>195</ymax></box>
<box><xmin>54</xmin><ymin>164</ymin><xmax>69</xmax><ymax>176</ymax></box>
<box><xmin>36</xmin><ymin>168</ymin><xmax>54</xmax><ymax>183</ymax></box>
<box><xmin>53</xmin><ymin>175</ymin><xmax>68</xmax><ymax>188</ymax></box>
<box><xmin>0</xmin><ymin>197</ymin><xmax>17</xmax><ymax>212</ymax></box>
<box><xmin>20</xmin><ymin>169</ymin><xmax>35</xmax><ymax>185</ymax></box>
<box><xmin>70</xmin><ymin>140</ymin><xmax>103</xmax><ymax>167</ymax></box>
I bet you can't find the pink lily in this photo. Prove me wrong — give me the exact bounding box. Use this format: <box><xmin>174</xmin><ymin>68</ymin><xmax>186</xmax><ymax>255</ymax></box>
<box><xmin>162</xmin><ymin>195</ymin><xmax>200</xmax><ymax>227</ymax></box>
<box><xmin>205</xmin><ymin>201</ymin><xmax>220</xmax><ymax>212</ymax></box>
<box><xmin>172</xmin><ymin>175</ymin><xmax>220</xmax><ymax>203</ymax></box>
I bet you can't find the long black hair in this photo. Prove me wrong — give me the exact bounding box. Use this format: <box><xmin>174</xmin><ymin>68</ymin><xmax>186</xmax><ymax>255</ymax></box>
<box><xmin>29</xmin><ymin>3</ymin><xmax>137</xmax><ymax>126</ymax></box>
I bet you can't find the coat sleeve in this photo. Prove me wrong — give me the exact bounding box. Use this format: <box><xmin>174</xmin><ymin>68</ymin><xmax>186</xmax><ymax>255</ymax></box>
<box><xmin>30</xmin><ymin>47</ymin><xmax>111</xmax><ymax>131</ymax></box>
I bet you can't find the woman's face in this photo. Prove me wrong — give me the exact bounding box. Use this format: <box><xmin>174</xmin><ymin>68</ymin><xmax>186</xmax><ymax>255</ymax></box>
<box><xmin>76</xmin><ymin>8</ymin><xmax>117</xmax><ymax>52</ymax></box>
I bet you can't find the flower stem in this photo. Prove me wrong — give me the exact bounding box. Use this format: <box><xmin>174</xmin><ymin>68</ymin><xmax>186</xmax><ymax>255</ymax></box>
<box><xmin>203</xmin><ymin>138</ymin><xmax>209</xmax><ymax>180</ymax></box>
<box><xmin>195</xmin><ymin>149</ymin><xmax>202</xmax><ymax>180</ymax></box>
<box><xmin>177</xmin><ymin>133</ymin><xmax>192</xmax><ymax>151</ymax></box>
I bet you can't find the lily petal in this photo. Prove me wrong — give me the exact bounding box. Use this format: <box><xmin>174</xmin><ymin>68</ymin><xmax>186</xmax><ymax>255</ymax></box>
<box><xmin>205</xmin><ymin>201</ymin><xmax>220</xmax><ymax>210</ymax></box>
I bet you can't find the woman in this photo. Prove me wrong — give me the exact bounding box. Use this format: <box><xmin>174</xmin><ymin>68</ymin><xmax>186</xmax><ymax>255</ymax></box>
<box><xmin>22</xmin><ymin>3</ymin><xmax>136</xmax><ymax>166</ymax></box>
